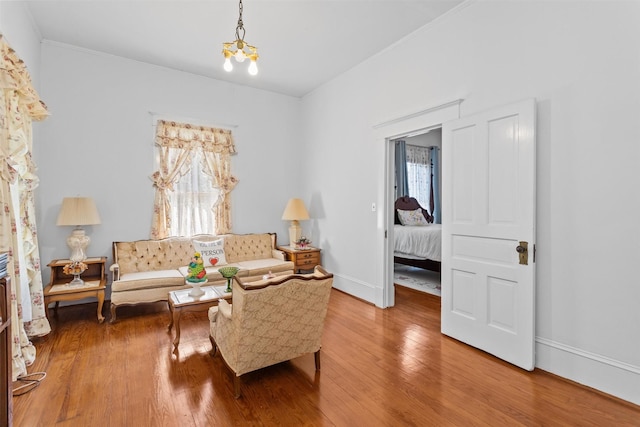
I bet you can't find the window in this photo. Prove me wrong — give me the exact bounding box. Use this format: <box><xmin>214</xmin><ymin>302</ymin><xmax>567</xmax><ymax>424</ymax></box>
<box><xmin>151</xmin><ymin>120</ymin><xmax>238</xmax><ymax>239</ymax></box>
<box><xmin>168</xmin><ymin>150</ymin><xmax>220</xmax><ymax>236</ymax></box>
<box><xmin>405</xmin><ymin>144</ymin><xmax>431</xmax><ymax>210</ymax></box>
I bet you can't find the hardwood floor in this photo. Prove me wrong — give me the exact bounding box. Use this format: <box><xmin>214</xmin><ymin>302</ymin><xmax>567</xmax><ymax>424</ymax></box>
<box><xmin>13</xmin><ymin>286</ymin><xmax>640</xmax><ymax>426</ymax></box>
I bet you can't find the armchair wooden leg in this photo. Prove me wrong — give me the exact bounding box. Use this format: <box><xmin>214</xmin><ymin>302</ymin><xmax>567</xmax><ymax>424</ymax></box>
<box><xmin>110</xmin><ymin>303</ymin><xmax>117</xmax><ymax>323</ymax></box>
<box><xmin>314</xmin><ymin>349</ymin><xmax>321</xmax><ymax>371</ymax></box>
<box><xmin>209</xmin><ymin>336</ymin><xmax>218</xmax><ymax>357</ymax></box>
<box><xmin>234</xmin><ymin>376</ymin><xmax>241</xmax><ymax>399</ymax></box>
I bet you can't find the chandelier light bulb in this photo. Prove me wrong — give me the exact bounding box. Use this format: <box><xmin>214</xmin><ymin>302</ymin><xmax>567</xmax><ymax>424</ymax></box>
<box><xmin>234</xmin><ymin>49</ymin><xmax>246</xmax><ymax>62</ymax></box>
<box><xmin>248</xmin><ymin>59</ymin><xmax>258</xmax><ymax>76</ymax></box>
<box><xmin>223</xmin><ymin>57</ymin><xmax>233</xmax><ymax>72</ymax></box>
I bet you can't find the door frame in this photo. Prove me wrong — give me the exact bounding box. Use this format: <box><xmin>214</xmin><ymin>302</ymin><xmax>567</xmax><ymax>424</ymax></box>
<box><xmin>373</xmin><ymin>99</ymin><xmax>462</xmax><ymax>308</ymax></box>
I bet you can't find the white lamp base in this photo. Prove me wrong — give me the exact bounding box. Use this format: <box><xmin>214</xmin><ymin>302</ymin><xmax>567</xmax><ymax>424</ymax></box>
<box><xmin>289</xmin><ymin>220</ymin><xmax>301</xmax><ymax>247</ymax></box>
<box><xmin>67</xmin><ymin>228</ymin><xmax>90</xmax><ymax>263</ymax></box>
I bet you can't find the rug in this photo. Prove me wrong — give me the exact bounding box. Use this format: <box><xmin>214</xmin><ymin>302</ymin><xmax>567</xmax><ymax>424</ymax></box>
<box><xmin>394</xmin><ymin>263</ymin><xmax>441</xmax><ymax>297</ymax></box>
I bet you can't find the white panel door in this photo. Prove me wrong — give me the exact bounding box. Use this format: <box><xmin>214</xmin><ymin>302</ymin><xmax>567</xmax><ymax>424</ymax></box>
<box><xmin>441</xmin><ymin>99</ymin><xmax>536</xmax><ymax>370</ymax></box>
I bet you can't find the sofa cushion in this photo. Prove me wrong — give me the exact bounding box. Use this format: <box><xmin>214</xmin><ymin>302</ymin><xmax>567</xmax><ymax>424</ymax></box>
<box><xmin>112</xmin><ymin>269</ymin><xmax>185</xmax><ymax>292</ymax></box>
<box><xmin>193</xmin><ymin>238</ymin><xmax>227</xmax><ymax>267</ymax></box>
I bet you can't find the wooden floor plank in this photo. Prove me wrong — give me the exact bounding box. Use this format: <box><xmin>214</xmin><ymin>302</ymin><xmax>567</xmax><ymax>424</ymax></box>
<box><xmin>12</xmin><ymin>286</ymin><xmax>640</xmax><ymax>426</ymax></box>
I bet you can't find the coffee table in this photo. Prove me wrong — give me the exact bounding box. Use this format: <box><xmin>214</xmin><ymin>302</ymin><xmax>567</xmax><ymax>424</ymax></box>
<box><xmin>167</xmin><ymin>285</ymin><xmax>231</xmax><ymax>351</ymax></box>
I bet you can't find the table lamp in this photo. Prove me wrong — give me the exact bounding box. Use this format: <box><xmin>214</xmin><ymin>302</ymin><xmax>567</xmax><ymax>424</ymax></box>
<box><xmin>281</xmin><ymin>198</ymin><xmax>310</xmax><ymax>247</ymax></box>
<box><xmin>56</xmin><ymin>197</ymin><xmax>101</xmax><ymax>263</ymax></box>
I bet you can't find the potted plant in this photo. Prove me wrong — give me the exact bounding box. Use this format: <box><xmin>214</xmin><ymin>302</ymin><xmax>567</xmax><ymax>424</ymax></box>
<box><xmin>295</xmin><ymin>236</ymin><xmax>312</xmax><ymax>250</ymax></box>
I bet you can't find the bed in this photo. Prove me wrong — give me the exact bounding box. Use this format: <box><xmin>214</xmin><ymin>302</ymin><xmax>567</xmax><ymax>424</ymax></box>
<box><xmin>394</xmin><ymin>196</ymin><xmax>441</xmax><ymax>272</ymax></box>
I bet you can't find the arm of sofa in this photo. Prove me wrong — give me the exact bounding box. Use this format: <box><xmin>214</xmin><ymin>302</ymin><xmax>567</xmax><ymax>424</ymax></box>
<box><xmin>272</xmin><ymin>249</ymin><xmax>286</xmax><ymax>260</ymax></box>
<box><xmin>109</xmin><ymin>263</ymin><xmax>120</xmax><ymax>281</ymax></box>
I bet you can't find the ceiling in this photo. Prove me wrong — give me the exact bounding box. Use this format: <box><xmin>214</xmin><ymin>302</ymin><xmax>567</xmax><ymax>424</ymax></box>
<box><xmin>23</xmin><ymin>0</ymin><xmax>464</xmax><ymax>97</ymax></box>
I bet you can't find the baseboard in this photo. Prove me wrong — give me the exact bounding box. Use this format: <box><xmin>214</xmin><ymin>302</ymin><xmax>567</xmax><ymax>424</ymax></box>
<box><xmin>536</xmin><ymin>337</ymin><xmax>640</xmax><ymax>406</ymax></box>
<box><xmin>331</xmin><ymin>273</ymin><xmax>377</xmax><ymax>304</ymax></box>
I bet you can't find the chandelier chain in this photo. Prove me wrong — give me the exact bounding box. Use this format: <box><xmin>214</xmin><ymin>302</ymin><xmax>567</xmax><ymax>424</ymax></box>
<box><xmin>235</xmin><ymin>0</ymin><xmax>245</xmax><ymax>41</ymax></box>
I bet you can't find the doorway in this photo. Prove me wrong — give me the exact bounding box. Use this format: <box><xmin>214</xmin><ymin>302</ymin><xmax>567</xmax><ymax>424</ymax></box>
<box><xmin>374</xmin><ymin>99</ymin><xmax>462</xmax><ymax>308</ymax></box>
<box><xmin>392</xmin><ymin>130</ymin><xmax>443</xmax><ymax>298</ymax></box>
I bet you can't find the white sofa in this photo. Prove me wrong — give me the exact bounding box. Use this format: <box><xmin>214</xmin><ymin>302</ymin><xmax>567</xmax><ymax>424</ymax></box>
<box><xmin>109</xmin><ymin>233</ymin><xmax>294</xmax><ymax>321</ymax></box>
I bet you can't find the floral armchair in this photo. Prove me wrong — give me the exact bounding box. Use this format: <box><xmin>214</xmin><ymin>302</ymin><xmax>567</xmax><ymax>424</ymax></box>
<box><xmin>208</xmin><ymin>266</ymin><xmax>334</xmax><ymax>398</ymax></box>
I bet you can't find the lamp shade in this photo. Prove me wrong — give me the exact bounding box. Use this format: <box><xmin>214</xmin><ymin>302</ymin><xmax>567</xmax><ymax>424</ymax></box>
<box><xmin>56</xmin><ymin>197</ymin><xmax>101</xmax><ymax>226</ymax></box>
<box><xmin>281</xmin><ymin>198</ymin><xmax>310</xmax><ymax>221</ymax></box>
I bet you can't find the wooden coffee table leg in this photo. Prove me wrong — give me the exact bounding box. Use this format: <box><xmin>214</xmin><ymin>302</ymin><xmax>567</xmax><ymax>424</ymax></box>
<box><xmin>168</xmin><ymin>301</ymin><xmax>174</xmax><ymax>331</ymax></box>
<box><xmin>96</xmin><ymin>290</ymin><xmax>105</xmax><ymax>323</ymax></box>
<box><xmin>172</xmin><ymin>308</ymin><xmax>182</xmax><ymax>350</ymax></box>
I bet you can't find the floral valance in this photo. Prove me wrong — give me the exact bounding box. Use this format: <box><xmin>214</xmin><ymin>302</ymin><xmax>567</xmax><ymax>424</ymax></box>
<box><xmin>0</xmin><ymin>35</ymin><xmax>49</xmax><ymax>121</ymax></box>
<box><xmin>155</xmin><ymin>120</ymin><xmax>236</xmax><ymax>154</ymax></box>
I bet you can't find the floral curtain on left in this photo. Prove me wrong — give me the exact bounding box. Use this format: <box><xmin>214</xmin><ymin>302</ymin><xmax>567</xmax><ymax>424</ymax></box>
<box><xmin>0</xmin><ymin>35</ymin><xmax>51</xmax><ymax>381</ymax></box>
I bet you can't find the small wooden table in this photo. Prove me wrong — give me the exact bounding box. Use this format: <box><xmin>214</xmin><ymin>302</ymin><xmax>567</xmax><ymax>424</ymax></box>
<box><xmin>277</xmin><ymin>245</ymin><xmax>322</xmax><ymax>273</ymax></box>
<box><xmin>44</xmin><ymin>257</ymin><xmax>107</xmax><ymax>323</ymax></box>
<box><xmin>168</xmin><ymin>285</ymin><xmax>232</xmax><ymax>351</ymax></box>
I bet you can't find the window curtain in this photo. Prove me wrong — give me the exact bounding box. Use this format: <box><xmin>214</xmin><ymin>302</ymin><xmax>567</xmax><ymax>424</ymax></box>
<box><xmin>430</xmin><ymin>146</ymin><xmax>441</xmax><ymax>224</ymax></box>
<box><xmin>405</xmin><ymin>144</ymin><xmax>431</xmax><ymax>211</ymax></box>
<box><xmin>394</xmin><ymin>140</ymin><xmax>408</xmax><ymax>200</ymax></box>
<box><xmin>150</xmin><ymin>120</ymin><xmax>237</xmax><ymax>239</ymax></box>
<box><xmin>0</xmin><ymin>35</ymin><xmax>52</xmax><ymax>380</ymax></box>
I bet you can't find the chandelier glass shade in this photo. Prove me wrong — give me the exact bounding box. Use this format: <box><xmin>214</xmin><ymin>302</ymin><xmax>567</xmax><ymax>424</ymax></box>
<box><xmin>222</xmin><ymin>0</ymin><xmax>258</xmax><ymax>76</ymax></box>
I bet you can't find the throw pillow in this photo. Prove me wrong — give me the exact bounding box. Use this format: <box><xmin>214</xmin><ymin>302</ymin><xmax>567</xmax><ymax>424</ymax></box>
<box><xmin>397</xmin><ymin>208</ymin><xmax>429</xmax><ymax>226</ymax></box>
<box><xmin>193</xmin><ymin>239</ymin><xmax>227</xmax><ymax>267</ymax></box>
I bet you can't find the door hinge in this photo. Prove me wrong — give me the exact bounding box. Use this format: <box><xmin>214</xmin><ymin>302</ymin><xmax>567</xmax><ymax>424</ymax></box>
<box><xmin>533</xmin><ymin>244</ymin><xmax>536</xmax><ymax>263</ymax></box>
<box><xmin>385</xmin><ymin>230</ymin><xmax>387</xmax><ymax>239</ymax></box>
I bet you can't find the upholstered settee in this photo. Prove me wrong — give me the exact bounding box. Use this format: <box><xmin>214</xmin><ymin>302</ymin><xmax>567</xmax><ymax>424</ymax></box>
<box><xmin>109</xmin><ymin>233</ymin><xmax>294</xmax><ymax>321</ymax></box>
<box><xmin>208</xmin><ymin>266</ymin><xmax>334</xmax><ymax>398</ymax></box>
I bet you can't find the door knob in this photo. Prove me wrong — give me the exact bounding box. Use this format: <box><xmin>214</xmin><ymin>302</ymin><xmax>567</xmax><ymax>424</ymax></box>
<box><xmin>516</xmin><ymin>241</ymin><xmax>528</xmax><ymax>265</ymax></box>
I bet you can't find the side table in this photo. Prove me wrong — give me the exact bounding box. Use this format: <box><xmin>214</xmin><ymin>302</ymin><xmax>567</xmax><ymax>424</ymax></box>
<box><xmin>168</xmin><ymin>285</ymin><xmax>232</xmax><ymax>352</ymax></box>
<box><xmin>277</xmin><ymin>245</ymin><xmax>322</xmax><ymax>273</ymax></box>
<box><xmin>44</xmin><ymin>257</ymin><xmax>107</xmax><ymax>323</ymax></box>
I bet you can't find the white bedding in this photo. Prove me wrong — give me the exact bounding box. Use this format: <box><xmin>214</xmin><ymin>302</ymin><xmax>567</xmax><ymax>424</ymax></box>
<box><xmin>394</xmin><ymin>224</ymin><xmax>442</xmax><ymax>262</ymax></box>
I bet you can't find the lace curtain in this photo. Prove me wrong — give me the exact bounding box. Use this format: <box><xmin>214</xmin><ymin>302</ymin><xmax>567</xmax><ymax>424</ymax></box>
<box><xmin>150</xmin><ymin>120</ymin><xmax>238</xmax><ymax>239</ymax></box>
<box><xmin>405</xmin><ymin>144</ymin><xmax>431</xmax><ymax>211</ymax></box>
<box><xmin>0</xmin><ymin>35</ymin><xmax>51</xmax><ymax>380</ymax></box>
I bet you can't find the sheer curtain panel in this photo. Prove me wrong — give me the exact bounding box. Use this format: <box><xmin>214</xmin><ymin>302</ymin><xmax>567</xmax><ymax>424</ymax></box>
<box><xmin>405</xmin><ymin>144</ymin><xmax>431</xmax><ymax>211</ymax></box>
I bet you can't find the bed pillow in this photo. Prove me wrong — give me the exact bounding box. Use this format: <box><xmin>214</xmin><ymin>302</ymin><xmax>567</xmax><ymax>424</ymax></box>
<box><xmin>192</xmin><ymin>239</ymin><xmax>227</xmax><ymax>267</ymax></box>
<box><xmin>397</xmin><ymin>208</ymin><xmax>430</xmax><ymax>226</ymax></box>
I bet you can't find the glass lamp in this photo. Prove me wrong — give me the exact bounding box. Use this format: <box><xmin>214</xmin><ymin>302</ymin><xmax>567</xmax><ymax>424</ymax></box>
<box><xmin>281</xmin><ymin>198</ymin><xmax>310</xmax><ymax>247</ymax></box>
<box><xmin>56</xmin><ymin>197</ymin><xmax>101</xmax><ymax>264</ymax></box>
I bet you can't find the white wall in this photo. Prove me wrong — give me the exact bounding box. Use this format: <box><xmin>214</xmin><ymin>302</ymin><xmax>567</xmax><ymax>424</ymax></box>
<box><xmin>0</xmin><ymin>2</ymin><xmax>41</xmax><ymax>88</ymax></box>
<box><xmin>301</xmin><ymin>1</ymin><xmax>640</xmax><ymax>405</ymax></box>
<box><xmin>34</xmin><ymin>42</ymin><xmax>303</xmax><ymax>287</ymax></box>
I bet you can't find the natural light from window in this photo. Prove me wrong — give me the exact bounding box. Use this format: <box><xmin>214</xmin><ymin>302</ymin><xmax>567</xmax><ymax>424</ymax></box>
<box><xmin>168</xmin><ymin>150</ymin><xmax>220</xmax><ymax>237</ymax></box>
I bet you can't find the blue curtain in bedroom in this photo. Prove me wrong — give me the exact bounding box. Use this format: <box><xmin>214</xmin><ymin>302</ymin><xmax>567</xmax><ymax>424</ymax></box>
<box><xmin>430</xmin><ymin>146</ymin><xmax>441</xmax><ymax>223</ymax></box>
<box><xmin>395</xmin><ymin>140</ymin><xmax>409</xmax><ymax>199</ymax></box>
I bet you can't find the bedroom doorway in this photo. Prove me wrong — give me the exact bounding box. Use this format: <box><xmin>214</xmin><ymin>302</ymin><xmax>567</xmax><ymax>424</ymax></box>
<box><xmin>375</xmin><ymin>99</ymin><xmax>462</xmax><ymax>309</ymax></box>
<box><xmin>392</xmin><ymin>130</ymin><xmax>443</xmax><ymax>299</ymax></box>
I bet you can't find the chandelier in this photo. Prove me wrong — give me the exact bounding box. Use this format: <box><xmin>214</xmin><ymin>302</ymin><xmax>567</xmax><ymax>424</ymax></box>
<box><xmin>222</xmin><ymin>0</ymin><xmax>258</xmax><ymax>76</ymax></box>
